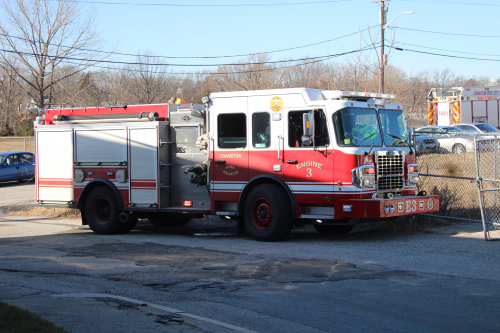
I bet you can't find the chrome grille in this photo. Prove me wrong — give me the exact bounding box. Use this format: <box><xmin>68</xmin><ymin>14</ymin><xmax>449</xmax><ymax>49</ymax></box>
<box><xmin>375</xmin><ymin>151</ymin><xmax>405</xmax><ymax>194</ymax></box>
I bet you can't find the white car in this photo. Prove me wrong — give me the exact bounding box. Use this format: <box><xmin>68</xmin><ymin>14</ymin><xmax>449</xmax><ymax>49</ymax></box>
<box><xmin>452</xmin><ymin>123</ymin><xmax>500</xmax><ymax>134</ymax></box>
<box><xmin>415</xmin><ymin>126</ymin><xmax>474</xmax><ymax>154</ymax></box>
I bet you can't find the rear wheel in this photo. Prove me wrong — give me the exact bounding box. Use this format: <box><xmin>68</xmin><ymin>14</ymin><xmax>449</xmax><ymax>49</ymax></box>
<box><xmin>148</xmin><ymin>213</ymin><xmax>192</xmax><ymax>227</ymax></box>
<box><xmin>85</xmin><ymin>186</ymin><xmax>121</xmax><ymax>234</ymax></box>
<box><xmin>244</xmin><ymin>184</ymin><xmax>292</xmax><ymax>241</ymax></box>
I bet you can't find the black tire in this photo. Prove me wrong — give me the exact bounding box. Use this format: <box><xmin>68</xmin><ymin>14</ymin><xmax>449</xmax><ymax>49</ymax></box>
<box><xmin>148</xmin><ymin>213</ymin><xmax>191</xmax><ymax>227</ymax></box>
<box><xmin>85</xmin><ymin>186</ymin><xmax>122</xmax><ymax>234</ymax></box>
<box><xmin>244</xmin><ymin>184</ymin><xmax>292</xmax><ymax>241</ymax></box>
<box><xmin>119</xmin><ymin>215</ymin><xmax>138</xmax><ymax>233</ymax></box>
<box><xmin>452</xmin><ymin>144</ymin><xmax>466</xmax><ymax>154</ymax></box>
<box><xmin>314</xmin><ymin>225</ymin><xmax>354</xmax><ymax>235</ymax></box>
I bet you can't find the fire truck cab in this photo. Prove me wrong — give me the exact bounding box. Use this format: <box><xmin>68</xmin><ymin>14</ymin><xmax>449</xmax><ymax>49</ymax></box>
<box><xmin>35</xmin><ymin>88</ymin><xmax>438</xmax><ymax>241</ymax></box>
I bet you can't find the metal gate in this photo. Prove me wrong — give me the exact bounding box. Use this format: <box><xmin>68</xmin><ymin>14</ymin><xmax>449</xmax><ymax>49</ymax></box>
<box><xmin>475</xmin><ymin>137</ymin><xmax>500</xmax><ymax>240</ymax></box>
<box><xmin>415</xmin><ymin>133</ymin><xmax>500</xmax><ymax>241</ymax></box>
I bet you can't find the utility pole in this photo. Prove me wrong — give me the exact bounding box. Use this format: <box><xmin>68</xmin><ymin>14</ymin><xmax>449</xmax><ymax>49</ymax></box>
<box><xmin>373</xmin><ymin>0</ymin><xmax>387</xmax><ymax>94</ymax></box>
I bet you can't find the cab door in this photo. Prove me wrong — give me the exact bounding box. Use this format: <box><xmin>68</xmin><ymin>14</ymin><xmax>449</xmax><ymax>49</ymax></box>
<box><xmin>211</xmin><ymin>112</ymin><xmax>249</xmax><ymax>211</ymax></box>
<box><xmin>248</xmin><ymin>111</ymin><xmax>283</xmax><ymax>180</ymax></box>
<box><xmin>283</xmin><ymin>108</ymin><xmax>334</xmax><ymax>210</ymax></box>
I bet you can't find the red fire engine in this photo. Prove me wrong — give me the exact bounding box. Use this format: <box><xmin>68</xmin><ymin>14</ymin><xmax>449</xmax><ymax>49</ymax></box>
<box><xmin>34</xmin><ymin>88</ymin><xmax>438</xmax><ymax>241</ymax></box>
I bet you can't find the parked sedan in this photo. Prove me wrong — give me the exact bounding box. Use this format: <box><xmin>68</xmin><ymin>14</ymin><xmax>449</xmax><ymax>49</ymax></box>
<box><xmin>415</xmin><ymin>126</ymin><xmax>474</xmax><ymax>154</ymax></box>
<box><xmin>0</xmin><ymin>152</ymin><xmax>35</xmax><ymax>183</ymax></box>
<box><xmin>453</xmin><ymin>123</ymin><xmax>500</xmax><ymax>134</ymax></box>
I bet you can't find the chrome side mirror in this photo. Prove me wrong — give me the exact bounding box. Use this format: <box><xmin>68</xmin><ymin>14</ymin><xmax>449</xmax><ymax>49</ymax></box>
<box><xmin>303</xmin><ymin>112</ymin><xmax>313</xmax><ymax>137</ymax></box>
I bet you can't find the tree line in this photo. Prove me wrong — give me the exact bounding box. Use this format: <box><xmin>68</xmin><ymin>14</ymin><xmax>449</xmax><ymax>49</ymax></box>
<box><xmin>0</xmin><ymin>0</ymin><xmax>490</xmax><ymax>136</ymax></box>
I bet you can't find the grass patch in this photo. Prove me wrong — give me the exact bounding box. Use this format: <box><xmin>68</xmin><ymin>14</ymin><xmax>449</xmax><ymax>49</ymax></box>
<box><xmin>0</xmin><ymin>301</ymin><xmax>69</xmax><ymax>333</ymax></box>
<box><xmin>0</xmin><ymin>137</ymin><xmax>35</xmax><ymax>153</ymax></box>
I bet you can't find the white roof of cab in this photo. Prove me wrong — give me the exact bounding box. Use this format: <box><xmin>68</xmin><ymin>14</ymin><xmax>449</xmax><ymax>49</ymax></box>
<box><xmin>210</xmin><ymin>88</ymin><xmax>397</xmax><ymax>101</ymax></box>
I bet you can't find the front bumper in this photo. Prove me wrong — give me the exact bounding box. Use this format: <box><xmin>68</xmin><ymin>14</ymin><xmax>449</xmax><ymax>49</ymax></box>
<box><xmin>336</xmin><ymin>195</ymin><xmax>439</xmax><ymax>220</ymax></box>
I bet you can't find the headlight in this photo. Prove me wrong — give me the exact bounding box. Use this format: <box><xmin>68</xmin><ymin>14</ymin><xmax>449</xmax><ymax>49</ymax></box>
<box><xmin>407</xmin><ymin>163</ymin><xmax>419</xmax><ymax>185</ymax></box>
<box><xmin>352</xmin><ymin>165</ymin><xmax>375</xmax><ymax>188</ymax></box>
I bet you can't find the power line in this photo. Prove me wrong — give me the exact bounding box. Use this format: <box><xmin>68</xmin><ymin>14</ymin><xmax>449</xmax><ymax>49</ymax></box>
<box><xmin>0</xmin><ymin>27</ymin><xmax>371</xmax><ymax>60</ymax></box>
<box><xmin>0</xmin><ymin>47</ymin><xmax>351</xmax><ymax>67</ymax></box>
<box><xmin>394</xmin><ymin>47</ymin><xmax>500</xmax><ymax>62</ymax></box>
<box><xmin>392</xmin><ymin>41</ymin><xmax>500</xmax><ymax>58</ymax></box>
<box><xmin>2</xmin><ymin>44</ymin><xmax>376</xmax><ymax>77</ymax></box>
<box><xmin>399</xmin><ymin>0</ymin><xmax>500</xmax><ymax>6</ymax></box>
<box><xmin>392</xmin><ymin>26</ymin><xmax>500</xmax><ymax>38</ymax></box>
<box><xmin>54</xmin><ymin>0</ymin><xmax>352</xmax><ymax>7</ymax></box>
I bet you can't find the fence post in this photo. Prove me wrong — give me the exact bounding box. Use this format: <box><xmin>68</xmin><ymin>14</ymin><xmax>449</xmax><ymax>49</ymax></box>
<box><xmin>24</xmin><ymin>139</ymin><xmax>26</xmax><ymax>152</ymax></box>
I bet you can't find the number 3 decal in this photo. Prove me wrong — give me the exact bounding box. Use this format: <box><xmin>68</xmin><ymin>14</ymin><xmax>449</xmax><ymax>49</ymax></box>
<box><xmin>307</xmin><ymin>168</ymin><xmax>312</xmax><ymax>178</ymax></box>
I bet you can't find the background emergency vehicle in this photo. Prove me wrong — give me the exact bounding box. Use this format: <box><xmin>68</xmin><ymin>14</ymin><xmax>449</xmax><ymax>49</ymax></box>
<box><xmin>427</xmin><ymin>86</ymin><xmax>500</xmax><ymax>127</ymax></box>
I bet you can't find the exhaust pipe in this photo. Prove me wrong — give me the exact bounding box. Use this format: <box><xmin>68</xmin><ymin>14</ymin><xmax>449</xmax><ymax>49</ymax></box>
<box><xmin>119</xmin><ymin>212</ymin><xmax>129</xmax><ymax>224</ymax></box>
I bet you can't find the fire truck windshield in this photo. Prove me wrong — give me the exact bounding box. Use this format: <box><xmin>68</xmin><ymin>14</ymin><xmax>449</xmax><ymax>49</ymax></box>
<box><xmin>333</xmin><ymin>108</ymin><xmax>383</xmax><ymax>147</ymax></box>
<box><xmin>378</xmin><ymin>109</ymin><xmax>409</xmax><ymax>147</ymax></box>
<box><xmin>333</xmin><ymin>108</ymin><xmax>409</xmax><ymax>148</ymax></box>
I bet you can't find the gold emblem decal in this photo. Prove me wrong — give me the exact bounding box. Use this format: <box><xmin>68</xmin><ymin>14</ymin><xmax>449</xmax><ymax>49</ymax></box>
<box><xmin>428</xmin><ymin>198</ymin><xmax>434</xmax><ymax>211</ymax></box>
<box><xmin>223</xmin><ymin>165</ymin><xmax>239</xmax><ymax>176</ymax></box>
<box><xmin>296</xmin><ymin>161</ymin><xmax>323</xmax><ymax>170</ymax></box>
<box><xmin>270</xmin><ymin>96</ymin><xmax>283</xmax><ymax>112</ymax></box>
<box><xmin>324</xmin><ymin>196</ymin><xmax>332</xmax><ymax>202</ymax></box>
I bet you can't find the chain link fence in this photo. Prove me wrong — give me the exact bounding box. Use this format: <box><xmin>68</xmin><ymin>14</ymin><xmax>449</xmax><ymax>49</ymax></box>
<box><xmin>0</xmin><ymin>137</ymin><xmax>35</xmax><ymax>153</ymax></box>
<box><xmin>414</xmin><ymin>132</ymin><xmax>500</xmax><ymax>240</ymax></box>
<box><xmin>476</xmin><ymin>138</ymin><xmax>500</xmax><ymax>239</ymax></box>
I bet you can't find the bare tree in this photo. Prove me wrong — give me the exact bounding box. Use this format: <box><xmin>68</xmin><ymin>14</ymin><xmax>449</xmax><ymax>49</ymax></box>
<box><xmin>0</xmin><ymin>0</ymin><xmax>105</xmax><ymax>114</ymax></box>
<box><xmin>0</xmin><ymin>57</ymin><xmax>27</xmax><ymax>134</ymax></box>
<box><xmin>122</xmin><ymin>49</ymin><xmax>173</xmax><ymax>104</ymax></box>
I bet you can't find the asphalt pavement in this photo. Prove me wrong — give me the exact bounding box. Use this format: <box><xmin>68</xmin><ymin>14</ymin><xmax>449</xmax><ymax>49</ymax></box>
<box><xmin>1</xmin><ymin>182</ymin><xmax>500</xmax><ymax>332</ymax></box>
<box><xmin>1</xmin><ymin>212</ymin><xmax>500</xmax><ymax>333</ymax></box>
<box><xmin>0</xmin><ymin>180</ymin><xmax>34</xmax><ymax>207</ymax></box>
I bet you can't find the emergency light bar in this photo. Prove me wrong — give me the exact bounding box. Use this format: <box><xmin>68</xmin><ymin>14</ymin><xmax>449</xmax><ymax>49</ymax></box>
<box><xmin>322</xmin><ymin>90</ymin><xmax>397</xmax><ymax>101</ymax></box>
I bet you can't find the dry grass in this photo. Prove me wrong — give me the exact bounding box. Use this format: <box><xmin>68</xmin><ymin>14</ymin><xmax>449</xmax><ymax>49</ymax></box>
<box><xmin>0</xmin><ymin>137</ymin><xmax>35</xmax><ymax>153</ymax></box>
<box><xmin>10</xmin><ymin>206</ymin><xmax>80</xmax><ymax>219</ymax></box>
<box><xmin>417</xmin><ymin>152</ymin><xmax>482</xmax><ymax>220</ymax></box>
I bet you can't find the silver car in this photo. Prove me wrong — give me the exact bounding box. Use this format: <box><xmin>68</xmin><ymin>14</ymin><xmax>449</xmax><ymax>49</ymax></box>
<box><xmin>415</xmin><ymin>126</ymin><xmax>474</xmax><ymax>154</ymax></box>
<box><xmin>452</xmin><ymin>123</ymin><xmax>500</xmax><ymax>134</ymax></box>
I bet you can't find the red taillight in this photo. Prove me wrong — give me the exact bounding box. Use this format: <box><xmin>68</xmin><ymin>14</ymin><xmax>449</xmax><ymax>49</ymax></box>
<box><xmin>409</xmin><ymin>166</ymin><xmax>415</xmax><ymax>173</ymax></box>
<box><xmin>184</xmin><ymin>200</ymin><xmax>192</xmax><ymax>207</ymax></box>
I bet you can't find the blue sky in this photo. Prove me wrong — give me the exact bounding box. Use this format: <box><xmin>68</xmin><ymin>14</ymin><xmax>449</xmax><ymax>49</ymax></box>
<box><xmin>84</xmin><ymin>0</ymin><xmax>499</xmax><ymax>80</ymax></box>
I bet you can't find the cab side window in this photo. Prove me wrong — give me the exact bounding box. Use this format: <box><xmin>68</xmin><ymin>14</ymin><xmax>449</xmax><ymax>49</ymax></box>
<box><xmin>252</xmin><ymin>112</ymin><xmax>270</xmax><ymax>148</ymax></box>
<box><xmin>218</xmin><ymin>113</ymin><xmax>247</xmax><ymax>148</ymax></box>
<box><xmin>288</xmin><ymin>109</ymin><xmax>329</xmax><ymax>147</ymax></box>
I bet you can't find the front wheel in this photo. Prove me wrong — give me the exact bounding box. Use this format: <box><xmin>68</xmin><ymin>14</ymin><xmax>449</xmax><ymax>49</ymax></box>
<box><xmin>85</xmin><ymin>186</ymin><xmax>121</xmax><ymax>234</ymax></box>
<box><xmin>244</xmin><ymin>184</ymin><xmax>292</xmax><ymax>241</ymax></box>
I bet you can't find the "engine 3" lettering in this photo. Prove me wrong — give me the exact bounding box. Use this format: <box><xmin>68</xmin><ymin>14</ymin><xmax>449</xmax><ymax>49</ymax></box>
<box><xmin>296</xmin><ymin>161</ymin><xmax>323</xmax><ymax>170</ymax></box>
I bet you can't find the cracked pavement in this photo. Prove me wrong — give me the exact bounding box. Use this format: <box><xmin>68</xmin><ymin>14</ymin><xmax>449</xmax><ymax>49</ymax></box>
<box><xmin>1</xmin><ymin>212</ymin><xmax>500</xmax><ymax>332</ymax></box>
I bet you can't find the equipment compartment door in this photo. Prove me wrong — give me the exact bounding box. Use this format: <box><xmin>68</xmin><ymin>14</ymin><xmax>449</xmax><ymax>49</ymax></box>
<box><xmin>283</xmin><ymin>108</ymin><xmax>334</xmax><ymax>207</ymax></box>
<box><xmin>128</xmin><ymin>127</ymin><xmax>158</xmax><ymax>208</ymax></box>
<box><xmin>36</xmin><ymin>130</ymin><xmax>74</xmax><ymax>203</ymax></box>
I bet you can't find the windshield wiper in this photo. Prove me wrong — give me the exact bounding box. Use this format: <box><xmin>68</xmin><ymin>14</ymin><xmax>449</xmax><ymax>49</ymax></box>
<box><xmin>386</xmin><ymin>133</ymin><xmax>408</xmax><ymax>146</ymax></box>
<box><xmin>359</xmin><ymin>132</ymin><xmax>377</xmax><ymax>145</ymax></box>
